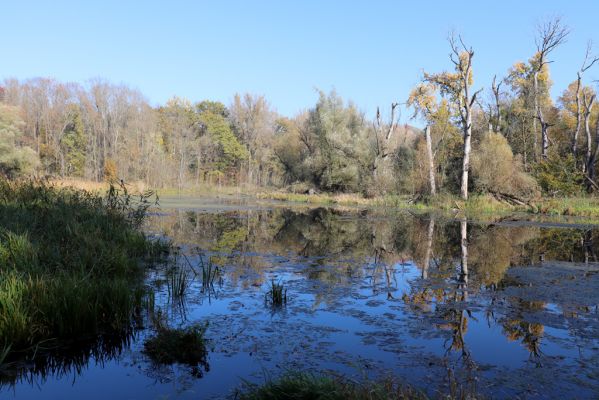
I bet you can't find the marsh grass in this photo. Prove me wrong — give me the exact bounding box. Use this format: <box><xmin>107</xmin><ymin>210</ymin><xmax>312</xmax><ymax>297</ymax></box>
<box><xmin>198</xmin><ymin>254</ymin><xmax>220</xmax><ymax>289</ymax></box>
<box><xmin>265</xmin><ymin>280</ymin><xmax>287</xmax><ymax>308</ymax></box>
<box><xmin>236</xmin><ymin>373</ymin><xmax>428</xmax><ymax>400</ymax></box>
<box><xmin>0</xmin><ymin>178</ymin><xmax>168</xmax><ymax>368</ymax></box>
<box><xmin>167</xmin><ymin>267</ymin><xmax>190</xmax><ymax>300</ymax></box>
<box><xmin>142</xmin><ymin>324</ymin><xmax>209</xmax><ymax>376</ymax></box>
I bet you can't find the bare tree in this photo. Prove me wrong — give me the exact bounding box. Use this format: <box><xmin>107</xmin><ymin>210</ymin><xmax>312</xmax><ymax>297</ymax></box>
<box><xmin>572</xmin><ymin>42</ymin><xmax>599</xmax><ymax>159</ymax></box>
<box><xmin>583</xmin><ymin>88</ymin><xmax>597</xmax><ymax>182</ymax></box>
<box><xmin>533</xmin><ymin>17</ymin><xmax>569</xmax><ymax>159</ymax></box>
<box><xmin>424</xmin><ymin>125</ymin><xmax>436</xmax><ymax>195</ymax></box>
<box><xmin>491</xmin><ymin>75</ymin><xmax>503</xmax><ymax>134</ymax></box>
<box><xmin>372</xmin><ymin>102</ymin><xmax>399</xmax><ymax>178</ymax></box>
<box><xmin>425</xmin><ymin>33</ymin><xmax>482</xmax><ymax>200</ymax></box>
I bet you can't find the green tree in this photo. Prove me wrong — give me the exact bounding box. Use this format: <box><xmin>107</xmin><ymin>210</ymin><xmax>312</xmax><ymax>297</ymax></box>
<box><xmin>0</xmin><ymin>105</ymin><xmax>38</xmax><ymax>177</ymax></box>
<box><xmin>301</xmin><ymin>90</ymin><xmax>370</xmax><ymax>192</ymax></box>
<box><xmin>196</xmin><ymin>101</ymin><xmax>248</xmax><ymax>174</ymax></box>
<box><xmin>60</xmin><ymin>106</ymin><xmax>86</xmax><ymax>177</ymax></box>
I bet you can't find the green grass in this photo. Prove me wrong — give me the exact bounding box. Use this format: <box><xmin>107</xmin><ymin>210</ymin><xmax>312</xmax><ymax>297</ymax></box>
<box><xmin>0</xmin><ymin>178</ymin><xmax>168</xmax><ymax>365</ymax></box>
<box><xmin>143</xmin><ymin>324</ymin><xmax>208</xmax><ymax>368</ymax></box>
<box><xmin>236</xmin><ymin>372</ymin><xmax>428</xmax><ymax>400</ymax></box>
<box><xmin>256</xmin><ymin>188</ymin><xmax>599</xmax><ymax>218</ymax></box>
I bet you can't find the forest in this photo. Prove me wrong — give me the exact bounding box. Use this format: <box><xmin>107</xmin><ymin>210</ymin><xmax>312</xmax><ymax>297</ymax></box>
<box><xmin>1</xmin><ymin>18</ymin><xmax>598</xmax><ymax>203</ymax></box>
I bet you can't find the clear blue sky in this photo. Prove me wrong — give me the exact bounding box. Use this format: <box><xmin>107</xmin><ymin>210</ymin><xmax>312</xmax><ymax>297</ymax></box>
<box><xmin>2</xmin><ymin>1</ymin><xmax>598</xmax><ymax>121</ymax></box>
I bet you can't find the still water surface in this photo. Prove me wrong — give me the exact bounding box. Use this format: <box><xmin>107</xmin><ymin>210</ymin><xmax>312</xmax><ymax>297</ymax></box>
<box><xmin>4</xmin><ymin>198</ymin><xmax>599</xmax><ymax>399</ymax></box>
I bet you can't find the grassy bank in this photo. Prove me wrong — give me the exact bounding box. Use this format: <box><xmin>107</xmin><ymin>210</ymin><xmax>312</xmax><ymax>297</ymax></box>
<box><xmin>51</xmin><ymin>179</ymin><xmax>599</xmax><ymax>218</ymax></box>
<box><xmin>256</xmin><ymin>190</ymin><xmax>599</xmax><ymax>218</ymax></box>
<box><xmin>0</xmin><ymin>179</ymin><xmax>167</xmax><ymax>366</ymax></box>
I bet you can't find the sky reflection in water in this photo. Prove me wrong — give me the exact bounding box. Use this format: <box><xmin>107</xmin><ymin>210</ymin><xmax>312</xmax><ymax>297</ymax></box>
<box><xmin>4</xmin><ymin>205</ymin><xmax>599</xmax><ymax>399</ymax></box>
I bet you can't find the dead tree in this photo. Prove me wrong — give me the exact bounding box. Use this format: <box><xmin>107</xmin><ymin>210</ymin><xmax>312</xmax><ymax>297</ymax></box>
<box><xmin>583</xmin><ymin>89</ymin><xmax>597</xmax><ymax>184</ymax></box>
<box><xmin>372</xmin><ymin>103</ymin><xmax>399</xmax><ymax>177</ymax></box>
<box><xmin>424</xmin><ymin>125</ymin><xmax>436</xmax><ymax>195</ymax></box>
<box><xmin>491</xmin><ymin>75</ymin><xmax>503</xmax><ymax>134</ymax></box>
<box><xmin>426</xmin><ymin>34</ymin><xmax>482</xmax><ymax>200</ymax></box>
<box><xmin>573</xmin><ymin>42</ymin><xmax>599</xmax><ymax>161</ymax></box>
<box><xmin>533</xmin><ymin>18</ymin><xmax>569</xmax><ymax>159</ymax></box>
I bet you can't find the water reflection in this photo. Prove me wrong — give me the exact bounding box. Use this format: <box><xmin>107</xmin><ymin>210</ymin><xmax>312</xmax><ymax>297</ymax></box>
<box><xmin>5</xmin><ymin>206</ymin><xmax>599</xmax><ymax>399</ymax></box>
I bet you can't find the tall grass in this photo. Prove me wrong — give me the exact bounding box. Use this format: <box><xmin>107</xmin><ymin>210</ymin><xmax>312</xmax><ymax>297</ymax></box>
<box><xmin>167</xmin><ymin>267</ymin><xmax>190</xmax><ymax>300</ymax></box>
<box><xmin>265</xmin><ymin>280</ymin><xmax>287</xmax><ymax>308</ymax></box>
<box><xmin>0</xmin><ymin>178</ymin><xmax>168</xmax><ymax>368</ymax></box>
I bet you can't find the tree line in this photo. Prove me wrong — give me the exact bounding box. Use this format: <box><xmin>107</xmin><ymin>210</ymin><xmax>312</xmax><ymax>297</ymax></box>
<box><xmin>1</xmin><ymin>18</ymin><xmax>598</xmax><ymax>199</ymax></box>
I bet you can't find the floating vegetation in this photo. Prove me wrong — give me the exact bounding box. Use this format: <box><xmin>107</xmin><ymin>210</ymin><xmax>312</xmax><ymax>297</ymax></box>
<box><xmin>143</xmin><ymin>324</ymin><xmax>209</xmax><ymax>377</ymax></box>
<box><xmin>265</xmin><ymin>280</ymin><xmax>287</xmax><ymax>308</ymax></box>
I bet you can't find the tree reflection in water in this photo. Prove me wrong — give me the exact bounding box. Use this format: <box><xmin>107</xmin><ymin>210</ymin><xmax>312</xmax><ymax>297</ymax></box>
<box><xmin>7</xmin><ymin>207</ymin><xmax>599</xmax><ymax>394</ymax></box>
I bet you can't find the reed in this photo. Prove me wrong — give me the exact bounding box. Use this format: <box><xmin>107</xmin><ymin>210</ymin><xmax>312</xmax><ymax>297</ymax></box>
<box><xmin>0</xmin><ymin>178</ymin><xmax>168</xmax><ymax>367</ymax></box>
<box><xmin>265</xmin><ymin>280</ymin><xmax>287</xmax><ymax>307</ymax></box>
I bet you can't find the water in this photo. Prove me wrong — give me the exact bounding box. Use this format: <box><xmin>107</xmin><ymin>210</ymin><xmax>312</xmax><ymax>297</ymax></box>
<box><xmin>4</xmin><ymin>199</ymin><xmax>599</xmax><ymax>399</ymax></box>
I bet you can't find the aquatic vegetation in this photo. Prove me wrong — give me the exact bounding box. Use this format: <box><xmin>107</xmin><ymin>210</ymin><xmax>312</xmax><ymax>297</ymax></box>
<box><xmin>143</xmin><ymin>324</ymin><xmax>209</xmax><ymax>376</ymax></box>
<box><xmin>265</xmin><ymin>280</ymin><xmax>287</xmax><ymax>307</ymax></box>
<box><xmin>198</xmin><ymin>253</ymin><xmax>220</xmax><ymax>289</ymax></box>
<box><xmin>0</xmin><ymin>178</ymin><xmax>168</xmax><ymax>366</ymax></box>
<box><xmin>236</xmin><ymin>373</ymin><xmax>428</xmax><ymax>400</ymax></box>
<box><xmin>167</xmin><ymin>266</ymin><xmax>190</xmax><ymax>300</ymax></box>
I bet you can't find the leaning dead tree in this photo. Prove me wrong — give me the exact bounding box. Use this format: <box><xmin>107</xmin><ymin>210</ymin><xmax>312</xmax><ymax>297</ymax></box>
<box><xmin>424</xmin><ymin>33</ymin><xmax>482</xmax><ymax>200</ymax></box>
<box><xmin>372</xmin><ymin>102</ymin><xmax>399</xmax><ymax>177</ymax></box>
<box><xmin>573</xmin><ymin>42</ymin><xmax>599</xmax><ymax>160</ymax></box>
<box><xmin>533</xmin><ymin>18</ymin><xmax>569</xmax><ymax>159</ymax></box>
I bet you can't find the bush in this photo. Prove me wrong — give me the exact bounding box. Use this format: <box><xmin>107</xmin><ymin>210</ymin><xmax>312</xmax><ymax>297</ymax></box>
<box><xmin>534</xmin><ymin>154</ymin><xmax>584</xmax><ymax>196</ymax></box>
<box><xmin>471</xmin><ymin>132</ymin><xmax>539</xmax><ymax>199</ymax></box>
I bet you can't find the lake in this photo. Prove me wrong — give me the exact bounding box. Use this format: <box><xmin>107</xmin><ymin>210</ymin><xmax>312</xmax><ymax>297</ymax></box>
<box><xmin>3</xmin><ymin>197</ymin><xmax>599</xmax><ymax>399</ymax></box>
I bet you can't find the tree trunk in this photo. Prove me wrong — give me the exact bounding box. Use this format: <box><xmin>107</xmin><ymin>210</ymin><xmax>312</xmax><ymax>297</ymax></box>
<box><xmin>573</xmin><ymin>73</ymin><xmax>582</xmax><ymax>157</ymax></box>
<box><xmin>460</xmin><ymin>111</ymin><xmax>472</xmax><ymax>200</ymax></box>
<box><xmin>422</xmin><ymin>217</ymin><xmax>435</xmax><ymax>279</ymax></box>
<box><xmin>424</xmin><ymin>125</ymin><xmax>436</xmax><ymax>196</ymax></box>
<box><xmin>585</xmin><ymin>95</ymin><xmax>597</xmax><ymax>183</ymax></box>
<box><xmin>460</xmin><ymin>219</ymin><xmax>468</xmax><ymax>284</ymax></box>
<box><xmin>534</xmin><ymin>71</ymin><xmax>550</xmax><ymax>160</ymax></box>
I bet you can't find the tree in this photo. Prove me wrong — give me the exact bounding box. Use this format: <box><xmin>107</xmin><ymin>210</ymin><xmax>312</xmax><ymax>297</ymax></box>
<box><xmin>407</xmin><ymin>83</ymin><xmax>438</xmax><ymax>196</ymax></box>
<box><xmin>572</xmin><ymin>42</ymin><xmax>598</xmax><ymax>158</ymax></box>
<box><xmin>371</xmin><ymin>103</ymin><xmax>399</xmax><ymax>177</ymax></box>
<box><xmin>424</xmin><ymin>34</ymin><xmax>482</xmax><ymax>199</ymax></box>
<box><xmin>300</xmin><ymin>90</ymin><xmax>370</xmax><ymax>192</ymax></box>
<box><xmin>491</xmin><ymin>75</ymin><xmax>504</xmax><ymax>134</ymax></box>
<box><xmin>0</xmin><ymin>104</ymin><xmax>39</xmax><ymax>177</ymax></box>
<box><xmin>197</xmin><ymin>101</ymin><xmax>248</xmax><ymax>180</ymax></box>
<box><xmin>60</xmin><ymin>105</ymin><xmax>86</xmax><ymax>177</ymax></box>
<box><xmin>229</xmin><ymin>93</ymin><xmax>278</xmax><ymax>185</ymax></box>
<box><xmin>532</xmin><ymin>18</ymin><xmax>569</xmax><ymax>159</ymax></box>
<box><xmin>471</xmin><ymin>132</ymin><xmax>539</xmax><ymax>199</ymax></box>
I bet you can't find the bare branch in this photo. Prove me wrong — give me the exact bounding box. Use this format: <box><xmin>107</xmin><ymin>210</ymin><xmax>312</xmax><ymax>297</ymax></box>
<box><xmin>535</xmin><ymin>17</ymin><xmax>569</xmax><ymax>69</ymax></box>
<box><xmin>581</xmin><ymin>40</ymin><xmax>599</xmax><ymax>73</ymax></box>
<box><xmin>469</xmin><ymin>88</ymin><xmax>484</xmax><ymax>108</ymax></box>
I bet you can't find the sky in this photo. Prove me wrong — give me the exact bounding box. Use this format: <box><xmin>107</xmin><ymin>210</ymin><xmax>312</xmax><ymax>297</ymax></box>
<box><xmin>2</xmin><ymin>0</ymin><xmax>599</xmax><ymax>122</ymax></box>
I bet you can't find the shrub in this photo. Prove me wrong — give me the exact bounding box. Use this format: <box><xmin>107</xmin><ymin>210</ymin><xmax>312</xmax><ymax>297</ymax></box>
<box><xmin>534</xmin><ymin>154</ymin><xmax>584</xmax><ymax>196</ymax></box>
<box><xmin>471</xmin><ymin>132</ymin><xmax>539</xmax><ymax>199</ymax></box>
